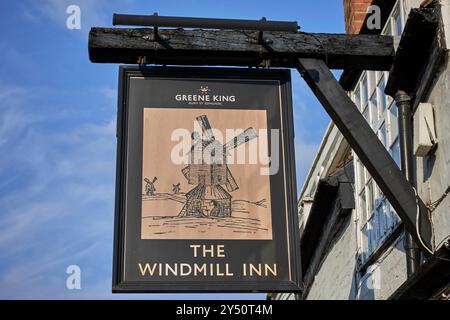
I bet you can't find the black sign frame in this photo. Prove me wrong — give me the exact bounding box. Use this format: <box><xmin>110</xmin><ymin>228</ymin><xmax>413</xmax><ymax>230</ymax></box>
<box><xmin>113</xmin><ymin>66</ymin><xmax>301</xmax><ymax>293</ymax></box>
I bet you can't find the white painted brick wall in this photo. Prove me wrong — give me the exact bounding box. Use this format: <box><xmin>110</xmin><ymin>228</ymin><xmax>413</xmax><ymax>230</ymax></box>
<box><xmin>306</xmin><ymin>213</ymin><xmax>358</xmax><ymax>300</ymax></box>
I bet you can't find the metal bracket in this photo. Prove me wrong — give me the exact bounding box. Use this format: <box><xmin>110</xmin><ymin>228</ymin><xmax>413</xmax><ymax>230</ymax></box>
<box><xmin>258</xmin><ymin>18</ymin><xmax>273</xmax><ymax>46</ymax></box>
<box><xmin>258</xmin><ymin>30</ymin><xmax>265</xmax><ymax>45</ymax></box>
<box><xmin>259</xmin><ymin>59</ymin><xmax>271</xmax><ymax>69</ymax></box>
<box><xmin>137</xmin><ymin>55</ymin><xmax>147</xmax><ymax>67</ymax></box>
<box><xmin>152</xmin><ymin>12</ymin><xmax>160</xmax><ymax>42</ymax></box>
<box><xmin>154</xmin><ymin>26</ymin><xmax>161</xmax><ymax>42</ymax></box>
<box><xmin>151</xmin><ymin>13</ymin><xmax>167</xmax><ymax>44</ymax></box>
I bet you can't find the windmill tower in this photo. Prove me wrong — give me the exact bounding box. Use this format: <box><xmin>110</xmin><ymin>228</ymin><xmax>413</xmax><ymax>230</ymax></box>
<box><xmin>178</xmin><ymin>115</ymin><xmax>257</xmax><ymax>218</ymax></box>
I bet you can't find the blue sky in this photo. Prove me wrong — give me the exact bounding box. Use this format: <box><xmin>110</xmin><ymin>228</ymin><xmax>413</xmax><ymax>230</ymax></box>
<box><xmin>0</xmin><ymin>0</ymin><xmax>344</xmax><ymax>299</ymax></box>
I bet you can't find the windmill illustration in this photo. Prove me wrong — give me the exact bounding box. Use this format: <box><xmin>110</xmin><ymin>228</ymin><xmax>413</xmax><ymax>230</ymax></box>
<box><xmin>144</xmin><ymin>177</ymin><xmax>157</xmax><ymax>196</ymax></box>
<box><xmin>178</xmin><ymin>115</ymin><xmax>257</xmax><ymax>218</ymax></box>
<box><xmin>172</xmin><ymin>183</ymin><xmax>181</xmax><ymax>194</ymax></box>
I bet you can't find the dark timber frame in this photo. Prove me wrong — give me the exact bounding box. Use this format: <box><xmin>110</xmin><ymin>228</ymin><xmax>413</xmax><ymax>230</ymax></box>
<box><xmin>297</xmin><ymin>58</ymin><xmax>433</xmax><ymax>249</ymax></box>
<box><xmin>89</xmin><ymin>23</ymin><xmax>434</xmax><ymax>252</ymax></box>
<box><xmin>89</xmin><ymin>28</ymin><xmax>394</xmax><ymax>70</ymax></box>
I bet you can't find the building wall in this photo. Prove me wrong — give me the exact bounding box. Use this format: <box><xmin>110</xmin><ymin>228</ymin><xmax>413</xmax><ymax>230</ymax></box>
<box><xmin>347</xmin><ymin>0</ymin><xmax>450</xmax><ymax>299</ymax></box>
<box><xmin>374</xmin><ymin>235</ymin><xmax>408</xmax><ymax>299</ymax></box>
<box><xmin>311</xmin><ymin>0</ymin><xmax>449</xmax><ymax>300</ymax></box>
<box><xmin>293</xmin><ymin>1</ymin><xmax>409</xmax><ymax>300</ymax></box>
<box><xmin>355</xmin><ymin>1</ymin><xmax>450</xmax><ymax>299</ymax></box>
<box><xmin>416</xmin><ymin>43</ymin><xmax>450</xmax><ymax>249</ymax></box>
<box><xmin>306</xmin><ymin>213</ymin><xmax>358</xmax><ymax>300</ymax></box>
<box><xmin>316</xmin><ymin>0</ymin><xmax>450</xmax><ymax>300</ymax></box>
<box><xmin>344</xmin><ymin>0</ymin><xmax>373</xmax><ymax>34</ymax></box>
<box><xmin>303</xmin><ymin>213</ymin><xmax>410</xmax><ymax>300</ymax></box>
<box><xmin>441</xmin><ymin>0</ymin><xmax>450</xmax><ymax>49</ymax></box>
<box><xmin>348</xmin><ymin>2</ymin><xmax>407</xmax><ymax>298</ymax></box>
<box><xmin>274</xmin><ymin>0</ymin><xmax>450</xmax><ymax>301</ymax></box>
<box><xmin>357</xmin><ymin>234</ymin><xmax>408</xmax><ymax>299</ymax></box>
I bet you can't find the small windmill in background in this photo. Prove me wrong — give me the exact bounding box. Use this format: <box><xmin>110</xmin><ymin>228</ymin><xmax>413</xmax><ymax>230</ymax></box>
<box><xmin>144</xmin><ymin>177</ymin><xmax>157</xmax><ymax>196</ymax></box>
<box><xmin>179</xmin><ymin>115</ymin><xmax>257</xmax><ymax>218</ymax></box>
<box><xmin>172</xmin><ymin>182</ymin><xmax>181</xmax><ymax>194</ymax></box>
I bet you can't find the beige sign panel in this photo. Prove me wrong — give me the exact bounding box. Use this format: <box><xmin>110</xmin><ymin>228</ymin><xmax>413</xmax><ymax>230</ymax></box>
<box><xmin>141</xmin><ymin>108</ymin><xmax>272</xmax><ymax>240</ymax></box>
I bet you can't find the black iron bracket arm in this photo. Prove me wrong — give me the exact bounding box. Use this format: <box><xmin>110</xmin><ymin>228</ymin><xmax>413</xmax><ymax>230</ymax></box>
<box><xmin>125</xmin><ymin>13</ymin><xmax>283</xmax><ymax>58</ymax></box>
<box><xmin>297</xmin><ymin>58</ymin><xmax>434</xmax><ymax>252</ymax></box>
<box><xmin>150</xmin><ymin>13</ymin><xmax>166</xmax><ymax>44</ymax></box>
<box><xmin>113</xmin><ymin>13</ymin><xmax>299</xmax><ymax>32</ymax></box>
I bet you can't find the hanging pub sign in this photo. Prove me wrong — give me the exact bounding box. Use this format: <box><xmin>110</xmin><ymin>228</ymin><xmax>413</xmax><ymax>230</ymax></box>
<box><xmin>113</xmin><ymin>66</ymin><xmax>301</xmax><ymax>292</ymax></box>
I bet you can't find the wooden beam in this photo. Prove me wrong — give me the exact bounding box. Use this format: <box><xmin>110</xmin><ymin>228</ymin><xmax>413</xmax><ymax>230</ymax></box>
<box><xmin>297</xmin><ymin>58</ymin><xmax>434</xmax><ymax>251</ymax></box>
<box><xmin>89</xmin><ymin>28</ymin><xmax>394</xmax><ymax>70</ymax></box>
<box><xmin>385</xmin><ymin>8</ymin><xmax>439</xmax><ymax>97</ymax></box>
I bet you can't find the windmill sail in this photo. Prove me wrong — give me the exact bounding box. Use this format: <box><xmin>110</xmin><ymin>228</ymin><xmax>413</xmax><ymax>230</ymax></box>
<box><xmin>181</xmin><ymin>166</ymin><xmax>190</xmax><ymax>180</ymax></box>
<box><xmin>223</xmin><ymin>128</ymin><xmax>258</xmax><ymax>153</ymax></box>
<box><xmin>196</xmin><ymin>115</ymin><xmax>215</xmax><ymax>142</ymax></box>
<box><xmin>225</xmin><ymin>167</ymin><xmax>239</xmax><ymax>192</ymax></box>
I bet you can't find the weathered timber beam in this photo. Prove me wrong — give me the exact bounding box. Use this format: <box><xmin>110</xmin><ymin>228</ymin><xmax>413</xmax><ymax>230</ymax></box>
<box><xmin>89</xmin><ymin>28</ymin><xmax>394</xmax><ymax>70</ymax></box>
<box><xmin>297</xmin><ymin>58</ymin><xmax>434</xmax><ymax>251</ymax></box>
<box><xmin>385</xmin><ymin>8</ymin><xmax>439</xmax><ymax>97</ymax></box>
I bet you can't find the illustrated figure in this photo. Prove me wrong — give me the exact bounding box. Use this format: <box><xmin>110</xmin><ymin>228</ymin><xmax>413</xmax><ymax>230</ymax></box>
<box><xmin>178</xmin><ymin>115</ymin><xmax>257</xmax><ymax>218</ymax></box>
<box><xmin>172</xmin><ymin>183</ymin><xmax>181</xmax><ymax>194</ymax></box>
<box><xmin>144</xmin><ymin>177</ymin><xmax>157</xmax><ymax>196</ymax></box>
